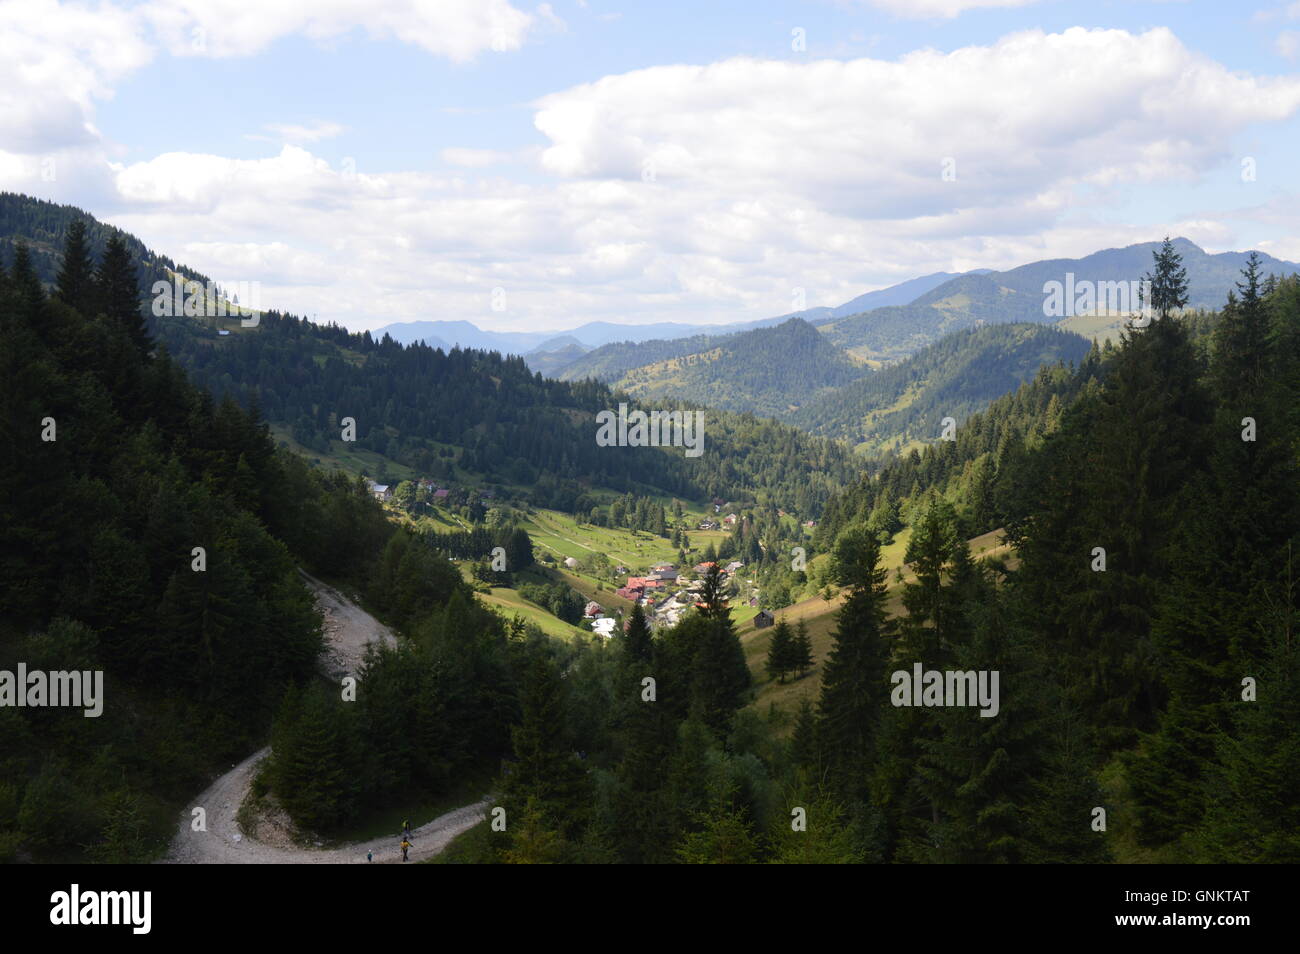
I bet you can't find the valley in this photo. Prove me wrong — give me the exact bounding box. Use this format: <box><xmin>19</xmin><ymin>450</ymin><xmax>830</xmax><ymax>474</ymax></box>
<box><xmin>2</xmin><ymin>194</ymin><xmax>1296</xmax><ymax>871</ymax></box>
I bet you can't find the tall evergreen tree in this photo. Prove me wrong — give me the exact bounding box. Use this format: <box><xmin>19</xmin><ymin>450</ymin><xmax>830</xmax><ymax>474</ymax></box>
<box><xmin>56</xmin><ymin>219</ymin><xmax>96</xmax><ymax>316</ymax></box>
<box><xmin>765</xmin><ymin>619</ymin><xmax>796</xmax><ymax>684</ymax></box>
<box><xmin>790</xmin><ymin>620</ymin><xmax>814</xmax><ymax>678</ymax></box>
<box><xmin>624</xmin><ymin>601</ymin><xmax>653</xmax><ymax>664</ymax></box>
<box><xmin>815</xmin><ymin>526</ymin><xmax>893</xmax><ymax>800</ymax></box>
<box><xmin>1142</xmin><ymin>236</ymin><xmax>1190</xmax><ymax>322</ymax></box>
<box><xmin>96</xmin><ymin>233</ymin><xmax>149</xmax><ymax>355</ymax></box>
<box><xmin>503</xmin><ymin>650</ymin><xmax>590</xmax><ymax>844</ymax></box>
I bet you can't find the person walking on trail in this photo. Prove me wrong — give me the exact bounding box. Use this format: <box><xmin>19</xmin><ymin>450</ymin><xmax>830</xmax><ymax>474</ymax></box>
<box><xmin>366</xmin><ymin>849</ymin><xmax>373</xmax><ymax>863</ymax></box>
<box><xmin>400</xmin><ymin>839</ymin><xmax>411</xmax><ymax>862</ymax></box>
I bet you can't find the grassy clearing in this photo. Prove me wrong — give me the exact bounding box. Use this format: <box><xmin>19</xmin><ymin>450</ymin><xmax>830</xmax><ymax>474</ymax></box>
<box><xmin>739</xmin><ymin>528</ymin><xmax>1012</xmax><ymax>726</ymax></box>
<box><xmin>1056</xmin><ymin>312</ymin><xmax>1129</xmax><ymax>346</ymax></box>
<box><xmin>468</xmin><ymin>575</ymin><xmax>589</xmax><ymax>640</ymax></box>
<box><xmin>267</xmin><ymin>422</ymin><xmax>418</xmax><ymax>481</ymax></box>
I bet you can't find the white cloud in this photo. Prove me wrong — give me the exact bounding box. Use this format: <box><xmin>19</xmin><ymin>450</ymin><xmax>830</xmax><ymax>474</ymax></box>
<box><xmin>0</xmin><ymin>0</ymin><xmax>152</xmax><ymax>154</ymax></box>
<box><xmin>534</xmin><ymin>27</ymin><xmax>1300</xmax><ymax>222</ymax></box>
<box><xmin>141</xmin><ymin>0</ymin><xmax>535</xmax><ymax>61</ymax></box>
<box><xmin>14</xmin><ymin>23</ymin><xmax>1300</xmax><ymax>333</ymax></box>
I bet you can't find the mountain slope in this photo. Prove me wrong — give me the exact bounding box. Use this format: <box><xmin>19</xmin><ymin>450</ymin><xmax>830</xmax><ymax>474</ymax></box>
<box><xmin>791</xmin><ymin>322</ymin><xmax>1091</xmax><ymax>451</ymax></box>
<box><xmin>0</xmin><ymin>192</ymin><xmax>858</xmax><ymax>517</ymax></box>
<box><xmin>0</xmin><ymin>191</ymin><xmax>211</xmax><ymax>295</ymax></box>
<box><xmin>821</xmin><ymin>239</ymin><xmax>1300</xmax><ymax>362</ymax></box>
<box><xmin>822</xmin><ymin>269</ymin><xmax>993</xmax><ymax>319</ymax></box>
<box><xmin>609</xmin><ymin>318</ymin><xmax>868</xmax><ymax>418</ymax></box>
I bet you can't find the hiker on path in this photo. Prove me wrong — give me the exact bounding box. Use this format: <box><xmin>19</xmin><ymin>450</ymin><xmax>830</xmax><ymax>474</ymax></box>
<box><xmin>400</xmin><ymin>838</ymin><xmax>410</xmax><ymax>862</ymax></box>
<box><xmin>367</xmin><ymin>849</ymin><xmax>373</xmax><ymax>863</ymax></box>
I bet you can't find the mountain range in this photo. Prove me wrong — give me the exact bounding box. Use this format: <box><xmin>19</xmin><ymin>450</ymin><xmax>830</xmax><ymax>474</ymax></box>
<box><xmin>1</xmin><ymin>192</ymin><xmax>1290</xmax><ymax>462</ymax></box>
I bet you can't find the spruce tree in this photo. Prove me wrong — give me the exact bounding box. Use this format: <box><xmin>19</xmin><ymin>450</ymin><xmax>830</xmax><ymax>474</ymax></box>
<box><xmin>503</xmin><ymin>650</ymin><xmax>590</xmax><ymax>843</ymax></box>
<box><xmin>1192</xmin><ymin>567</ymin><xmax>1300</xmax><ymax>863</ymax></box>
<box><xmin>1212</xmin><ymin>251</ymin><xmax>1269</xmax><ymax>403</ymax></box>
<box><xmin>1142</xmin><ymin>235</ymin><xmax>1189</xmax><ymax>322</ymax></box>
<box><xmin>765</xmin><ymin>619</ymin><xmax>795</xmax><ymax>683</ymax></box>
<box><xmin>96</xmin><ymin>233</ymin><xmax>150</xmax><ymax>355</ymax></box>
<box><xmin>816</xmin><ymin>525</ymin><xmax>892</xmax><ymax>800</ymax></box>
<box><xmin>624</xmin><ymin>601</ymin><xmax>653</xmax><ymax>664</ymax></box>
<box><xmin>56</xmin><ymin>220</ymin><xmax>96</xmax><ymax>316</ymax></box>
<box><xmin>790</xmin><ymin>620</ymin><xmax>814</xmax><ymax>678</ymax></box>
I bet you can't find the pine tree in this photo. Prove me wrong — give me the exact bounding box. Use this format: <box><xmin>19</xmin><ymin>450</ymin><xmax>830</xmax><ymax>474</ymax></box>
<box><xmin>624</xmin><ymin>601</ymin><xmax>653</xmax><ymax>664</ymax></box>
<box><xmin>1142</xmin><ymin>236</ymin><xmax>1189</xmax><ymax>322</ymax></box>
<box><xmin>687</xmin><ymin>611</ymin><xmax>751</xmax><ymax>737</ymax></box>
<box><xmin>765</xmin><ymin>619</ymin><xmax>795</xmax><ymax>683</ymax></box>
<box><xmin>898</xmin><ymin>497</ymin><xmax>972</xmax><ymax>667</ymax></box>
<box><xmin>816</xmin><ymin>525</ymin><xmax>892</xmax><ymax>801</ymax></box>
<box><xmin>697</xmin><ymin>562</ymin><xmax>728</xmax><ymax>620</ymax></box>
<box><xmin>1192</xmin><ymin>576</ymin><xmax>1300</xmax><ymax>863</ymax></box>
<box><xmin>1212</xmin><ymin>251</ymin><xmax>1269</xmax><ymax>403</ymax></box>
<box><xmin>790</xmin><ymin>620</ymin><xmax>814</xmax><ymax>678</ymax></box>
<box><xmin>9</xmin><ymin>242</ymin><xmax>44</xmax><ymax>320</ymax></box>
<box><xmin>96</xmin><ymin>233</ymin><xmax>149</xmax><ymax>355</ymax></box>
<box><xmin>56</xmin><ymin>220</ymin><xmax>96</xmax><ymax>316</ymax></box>
<box><xmin>504</xmin><ymin>650</ymin><xmax>590</xmax><ymax>843</ymax></box>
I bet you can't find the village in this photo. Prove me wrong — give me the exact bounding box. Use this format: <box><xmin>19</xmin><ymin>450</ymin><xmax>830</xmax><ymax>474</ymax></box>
<box><xmin>361</xmin><ymin>477</ymin><xmax>799</xmax><ymax>642</ymax></box>
<box><xmin>580</xmin><ymin>559</ymin><xmax>773</xmax><ymax>638</ymax></box>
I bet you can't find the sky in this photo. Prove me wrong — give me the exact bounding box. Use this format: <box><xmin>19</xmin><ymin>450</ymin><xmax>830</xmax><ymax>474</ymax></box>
<box><xmin>4</xmin><ymin>0</ymin><xmax>1300</xmax><ymax>333</ymax></box>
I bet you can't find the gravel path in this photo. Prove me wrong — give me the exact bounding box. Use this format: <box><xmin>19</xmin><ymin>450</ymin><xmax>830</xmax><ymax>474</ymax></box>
<box><xmin>162</xmin><ymin>574</ymin><xmax>489</xmax><ymax>864</ymax></box>
<box><xmin>301</xmin><ymin>570</ymin><xmax>397</xmax><ymax>681</ymax></box>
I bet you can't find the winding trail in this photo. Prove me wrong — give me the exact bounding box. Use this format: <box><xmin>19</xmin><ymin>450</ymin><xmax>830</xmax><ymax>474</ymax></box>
<box><xmin>163</xmin><ymin>574</ymin><xmax>490</xmax><ymax>864</ymax></box>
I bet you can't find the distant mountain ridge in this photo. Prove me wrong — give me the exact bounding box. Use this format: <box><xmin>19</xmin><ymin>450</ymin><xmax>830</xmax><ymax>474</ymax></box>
<box><xmin>819</xmin><ymin>238</ymin><xmax>1300</xmax><ymax>362</ymax></box>
<box><xmin>790</xmin><ymin>322</ymin><xmax>1092</xmax><ymax>451</ymax></box>
<box><xmin>607</xmin><ymin>318</ymin><xmax>868</xmax><ymax>419</ymax></box>
<box><xmin>372</xmin><ymin>270</ymin><xmax>995</xmax><ymax>361</ymax></box>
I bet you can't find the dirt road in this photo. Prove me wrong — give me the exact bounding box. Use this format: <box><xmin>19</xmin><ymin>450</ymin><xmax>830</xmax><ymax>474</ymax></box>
<box><xmin>163</xmin><ymin>574</ymin><xmax>489</xmax><ymax>864</ymax></box>
<box><xmin>301</xmin><ymin>570</ymin><xmax>396</xmax><ymax>680</ymax></box>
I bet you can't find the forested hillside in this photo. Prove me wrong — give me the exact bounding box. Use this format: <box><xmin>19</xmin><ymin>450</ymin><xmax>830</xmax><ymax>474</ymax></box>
<box><xmin>783</xmin><ymin>245</ymin><xmax>1299</xmax><ymax>862</ymax></box>
<box><xmin>0</xmin><ymin>192</ymin><xmax>210</xmax><ymax>304</ymax></box>
<box><xmin>0</xmin><ymin>193</ymin><xmax>858</xmax><ymax>518</ymax></box>
<box><xmin>790</xmin><ymin>323</ymin><xmax>1091</xmax><ymax>451</ymax></box>
<box><xmin>608</xmin><ymin>318</ymin><xmax>867</xmax><ymax>418</ymax></box>
<box><xmin>0</xmin><ymin>227</ymin><xmax>574</xmax><ymax>863</ymax></box>
<box><xmin>154</xmin><ymin>311</ymin><xmax>855</xmax><ymax>516</ymax></box>
<box><xmin>819</xmin><ymin>238</ymin><xmax>1299</xmax><ymax>363</ymax></box>
<box><xmin>0</xmin><ymin>230</ymin><xmax>399</xmax><ymax>860</ymax></box>
<box><xmin>556</xmin><ymin>332</ymin><xmax>715</xmax><ymax>383</ymax></box>
<box><xmin>435</xmin><ymin>245</ymin><xmax>1298</xmax><ymax>864</ymax></box>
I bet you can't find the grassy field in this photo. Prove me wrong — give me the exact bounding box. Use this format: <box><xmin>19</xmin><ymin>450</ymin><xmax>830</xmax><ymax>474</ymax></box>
<box><xmin>738</xmin><ymin>527</ymin><xmax>1014</xmax><ymax>725</ymax></box>
<box><xmin>521</xmin><ymin>507</ymin><xmax>729</xmax><ymax>578</ymax></box>
<box><xmin>456</xmin><ymin>563</ymin><xmax>591</xmax><ymax>640</ymax></box>
<box><xmin>268</xmin><ymin>422</ymin><xmax>419</xmax><ymax>481</ymax></box>
<box><xmin>1056</xmin><ymin>312</ymin><xmax>1130</xmax><ymax>345</ymax></box>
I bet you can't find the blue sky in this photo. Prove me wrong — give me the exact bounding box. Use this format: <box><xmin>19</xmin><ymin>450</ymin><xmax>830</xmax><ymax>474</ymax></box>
<box><xmin>4</xmin><ymin>0</ymin><xmax>1300</xmax><ymax>332</ymax></box>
